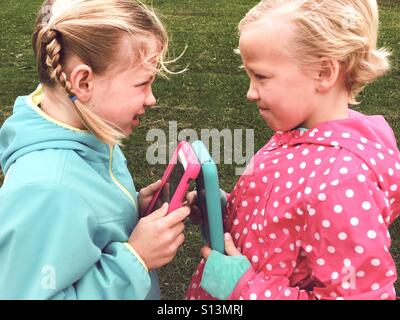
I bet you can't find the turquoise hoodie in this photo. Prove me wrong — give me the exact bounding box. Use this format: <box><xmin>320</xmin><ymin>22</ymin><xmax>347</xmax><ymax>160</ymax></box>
<box><xmin>0</xmin><ymin>86</ymin><xmax>160</xmax><ymax>299</ymax></box>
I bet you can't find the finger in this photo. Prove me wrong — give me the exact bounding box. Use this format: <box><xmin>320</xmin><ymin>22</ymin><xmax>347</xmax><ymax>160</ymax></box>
<box><xmin>145</xmin><ymin>202</ymin><xmax>169</xmax><ymax>222</ymax></box>
<box><xmin>140</xmin><ymin>179</ymin><xmax>162</xmax><ymax>197</ymax></box>
<box><xmin>166</xmin><ymin>233</ymin><xmax>186</xmax><ymax>263</ymax></box>
<box><xmin>186</xmin><ymin>191</ymin><xmax>197</xmax><ymax>205</ymax></box>
<box><xmin>173</xmin><ymin>232</ymin><xmax>186</xmax><ymax>249</ymax></box>
<box><xmin>224</xmin><ymin>233</ymin><xmax>241</xmax><ymax>256</ymax></box>
<box><xmin>200</xmin><ymin>245</ymin><xmax>212</xmax><ymax>260</ymax></box>
<box><xmin>169</xmin><ymin>222</ymin><xmax>185</xmax><ymax>238</ymax></box>
<box><xmin>163</xmin><ymin>206</ymin><xmax>191</xmax><ymax>226</ymax></box>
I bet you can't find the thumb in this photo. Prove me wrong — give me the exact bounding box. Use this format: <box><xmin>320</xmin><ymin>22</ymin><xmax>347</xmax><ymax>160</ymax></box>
<box><xmin>145</xmin><ymin>202</ymin><xmax>169</xmax><ymax>221</ymax></box>
<box><xmin>186</xmin><ymin>191</ymin><xmax>197</xmax><ymax>205</ymax></box>
<box><xmin>140</xmin><ymin>179</ymin><xmax>162</xmax><ymax>197</ymax></box>
<box><xmin>200</xmin><ymin>245</ymin><xmax>212</xmax><ymax>261</ymax></box>
<box><xmin>224</xmin><ymin>233</ymin><xmax>241</xmax><ymax>256</ymax></box>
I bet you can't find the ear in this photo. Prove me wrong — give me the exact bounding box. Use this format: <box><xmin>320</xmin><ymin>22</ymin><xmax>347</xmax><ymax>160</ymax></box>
<box><xmin>315</xmin><ymin>59</ymin><xmax>340</xmax><ymax>93</ymax></box>
<box><xmin>69</xmin><ymin>65</ymin><xmax>94</xmax><ymax>102</ymax></box>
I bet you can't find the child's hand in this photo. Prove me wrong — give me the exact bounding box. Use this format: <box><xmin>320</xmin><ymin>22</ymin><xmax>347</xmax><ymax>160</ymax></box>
<box><xmin>138</xmin><ymin>180</ymin><xmax>169</xmax><ymax>217</ymax></box>
<box><xmin>128</xmin><ymin>203</ymin><xmax>190</xmax><ymax>270</ymax></box>
<box><xmin>201</xmin><ymin>233</ymin><xmax>241</xmax><ymax>260</ymax></box>
<box><xmin>185</xmin><ymin>190</ymin><xmax>202</xmax><ymax>225</ymax></box>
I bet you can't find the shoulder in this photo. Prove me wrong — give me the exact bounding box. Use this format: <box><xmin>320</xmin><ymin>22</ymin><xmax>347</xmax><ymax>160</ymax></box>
<box><xmin>0</xmin><ymin>182</ymin><xmax>97</xmax><ymax>228</ymax></box>
<box><xmin>3</xmin><ymin>149</ymin><xmax>72</xmax><ymax>190</ymax></box>
<box><xmin>293</xmin><ymin>145</ymin><xmax>377</xmax><ymax>197</ymax></box>
<box><xmin>317</xmin><ymin>143</ymin><xmax>371</xmax><ymax>174</ymax></box>
<box><xmin>2</xmin><ymin>147</ymin><xmax>105</xmax><ymax>192</ymax></box>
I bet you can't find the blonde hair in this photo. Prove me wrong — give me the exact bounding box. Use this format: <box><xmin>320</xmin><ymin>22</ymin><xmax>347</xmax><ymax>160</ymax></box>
<box><xmin>238</xmin><ymin>0</ymin><xmax>391</xmax><ymax>105</ymax></box>
<box><xmin>33</xmin><ymin>0</ymin><xmax>170</xmax><ymax>145</ymax></box>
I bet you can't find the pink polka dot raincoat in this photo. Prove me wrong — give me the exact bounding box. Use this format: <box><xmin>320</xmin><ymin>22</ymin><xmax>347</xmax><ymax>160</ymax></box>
<box><xmin>187</xmin><ymin>110</ymin><xmax>399</xmax><ymax>300</ymax></box>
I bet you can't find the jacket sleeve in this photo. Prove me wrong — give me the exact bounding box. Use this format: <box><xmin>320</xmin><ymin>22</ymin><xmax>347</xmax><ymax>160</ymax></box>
<box><xmin>201</xmin><ymin>258</ymin><xmax>314</xmax><ymax>300</ymax></box>
<box><xmin>0</xmin><ymin>184</ymin><xmax>159</xmax><ymax>300</ymax></box>
<box><xmin>201</xmin><ymin>174</ymin><xmax>397</xmax><ymax>300</ymax></box>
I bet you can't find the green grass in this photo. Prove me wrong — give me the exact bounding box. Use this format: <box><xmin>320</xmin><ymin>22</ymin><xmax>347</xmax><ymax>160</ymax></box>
<box><xmin>0</xmin><ymin>0</ymin><xmax>399</xmax><ymax>299</ymax></box>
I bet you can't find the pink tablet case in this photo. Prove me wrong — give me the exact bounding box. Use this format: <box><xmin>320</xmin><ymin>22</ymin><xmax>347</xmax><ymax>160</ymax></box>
<box><xmin>145</xmin><ymin>141</ymin><xmax>201</xmax><ymax>216</ymax></box>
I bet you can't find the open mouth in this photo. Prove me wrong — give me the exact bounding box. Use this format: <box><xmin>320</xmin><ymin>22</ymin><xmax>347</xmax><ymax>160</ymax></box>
<box><xmin>133</xmin><ymin>113</ymin><xmax>145</xmax><ymax>121</ymax></box>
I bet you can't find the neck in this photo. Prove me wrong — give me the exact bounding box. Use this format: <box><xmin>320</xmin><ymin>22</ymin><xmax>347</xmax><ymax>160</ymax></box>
<box><xmin>41</xmin><ymin>85</ymin><xmax>85</xmax><ymax>129</ymax></box>
<box><xmin>303</xmin><ymin>84</ymin><xmax>350</xmax><ymax>129</ymax></box>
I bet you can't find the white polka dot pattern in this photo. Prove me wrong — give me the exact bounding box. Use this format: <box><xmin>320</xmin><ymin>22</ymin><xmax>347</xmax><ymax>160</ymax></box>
<box><xmin>186</xmin><ymin>113</ymin><xmax>400</xmax><ymax>300</ymax></box>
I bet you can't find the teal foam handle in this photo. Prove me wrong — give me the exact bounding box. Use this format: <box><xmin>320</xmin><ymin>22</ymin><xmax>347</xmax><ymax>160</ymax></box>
<box><xmin>191</xmin><ymin>140</ymin><xmax>225</xmax><ymax>253</ymax></box>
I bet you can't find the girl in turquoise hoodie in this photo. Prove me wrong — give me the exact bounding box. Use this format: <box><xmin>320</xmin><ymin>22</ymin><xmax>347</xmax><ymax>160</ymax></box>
<box><xmin>0</xmin><ymin>0</ymin><xmax>189</xmax><ymax>299</ymax></box>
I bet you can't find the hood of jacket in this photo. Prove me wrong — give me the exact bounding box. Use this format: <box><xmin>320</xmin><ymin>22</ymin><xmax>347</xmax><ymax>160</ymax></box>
<box><xmin>0</xmin><ymin>86</ymin><xmax>110</xmax><ymax>174</ymax></box>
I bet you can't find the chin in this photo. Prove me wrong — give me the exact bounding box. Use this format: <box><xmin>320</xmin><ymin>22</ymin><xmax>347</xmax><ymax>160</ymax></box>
<box><xmin>266</xmin><ymin>123</ymin><xmax>290</xmax><ymax>133</ymax></box>
<box><xmin>265</xmin><ymin>119</ymin><xmax>295</xmax><ymax>132</ymax></box>
<box><xmin>122</xmin><ymin>126</ymin><xmax>133</xmax><ymax>136</ymax></box>
<box><xmin>263</xmin><ymin>119</ymin><xmax>279</xmax><ymax>132</ymax></box>
<box><xmin>126</xmin><ymin>128</ymin><xmax>133</xmax><ymax>136</ymax></box>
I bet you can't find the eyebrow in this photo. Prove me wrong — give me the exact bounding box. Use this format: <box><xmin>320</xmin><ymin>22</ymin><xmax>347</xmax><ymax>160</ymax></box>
<box><xmin>245</xmin><ymin>66</ymin><xmax>270</xmax><ymax>75</ymax></box>
<box><xmin>241</xmin><ymin>63</ymin><xmax>254</xmax><ymax>72</ymax></box>
<box><xmin>243</xmin><ymin>66</ymin><xmax>257</xmax><ymax>74</ymax></box>
<box><xmin>137</xmin><ymin>75</ymin><xmax>154</xmax><ymax>84</ymax></box>
<box><xmin>248</xmin><ymin>66</ymin><xmax>265</xmax><ymax>73</ymax></box>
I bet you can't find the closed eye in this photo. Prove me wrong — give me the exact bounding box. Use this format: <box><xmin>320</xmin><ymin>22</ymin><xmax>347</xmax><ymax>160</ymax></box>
<box><xmin>135</xmin><ymin>76</ymin><xmax>154</xmax><ymax>87</ymax></box>
<box><xmin>255</xmin><ymin>74</ymin><xmax>268</xmax><ymax>80</ymax></box>
<box><xmin>135</xmin><ymin>81</ymin><xmax>151</xmax><ymax>87</ymax></box>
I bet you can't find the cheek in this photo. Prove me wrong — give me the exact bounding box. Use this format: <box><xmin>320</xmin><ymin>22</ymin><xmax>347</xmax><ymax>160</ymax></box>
<box><xmin>286</xmin><ymin>72</ymin><xmax>315</xmax><ymax>95</ymax></box>
<box><xmin>271</xmin><ymin>77</ymin><xmax>314</xmax><ymax>112</ymax></box>
<box><xmin>128</xmin><ymin>92</ymin><xmax>146</xmax><ymax>112</ymax></box>
<box><xmin>258</xmin><ymin>83</ymin><xmax>281</xmax><ymax>106</ymax></box>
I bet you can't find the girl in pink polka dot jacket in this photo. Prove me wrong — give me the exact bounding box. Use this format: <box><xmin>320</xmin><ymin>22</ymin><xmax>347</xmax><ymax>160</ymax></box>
<box><xmin>186</xmin><ymin>0</ymin><xmax>399</xmax><ymax>300</ymax></box>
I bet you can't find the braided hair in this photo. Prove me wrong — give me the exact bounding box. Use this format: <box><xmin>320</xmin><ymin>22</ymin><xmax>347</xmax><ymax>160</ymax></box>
<box><xmin>32</xmin><ymin>0</ymin><xmax>170</xmax><ymax>144</ymax></box>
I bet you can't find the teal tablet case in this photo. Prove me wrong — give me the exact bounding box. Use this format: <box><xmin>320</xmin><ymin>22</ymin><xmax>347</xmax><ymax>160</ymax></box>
<box><xmin>191</xmin><ymin>140</ymin><xmax>225</xmax><ymax>253</ymax></box>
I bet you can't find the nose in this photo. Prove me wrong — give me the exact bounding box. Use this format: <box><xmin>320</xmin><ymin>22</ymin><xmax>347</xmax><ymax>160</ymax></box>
<box><xmin>145</xmin><ymin>88</ymin><xmax>157</xmax><ymax>108</ymax></box>
<box><xmin>247</xmin><ymin>82</ymin><xmax>259</xmax><ymax>102</ymax></box>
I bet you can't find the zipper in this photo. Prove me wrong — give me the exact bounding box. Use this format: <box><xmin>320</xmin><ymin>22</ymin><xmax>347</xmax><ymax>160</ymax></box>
<box><xmin>109</xmin><ymin>145</ymin><xmax>135</xmax><ymax>206</ymax></box>
<box><xmin>3</xmin><ymin>171</ymin><xmax>9</xmax><ymax>186</ymax></box>
<box><xmin>2</xmin><ymin>164</ymin><xmax>13</xmax><ymax>186</ymax></box>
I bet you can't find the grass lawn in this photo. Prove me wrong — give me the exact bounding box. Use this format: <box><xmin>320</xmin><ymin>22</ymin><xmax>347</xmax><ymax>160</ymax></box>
<box><xmin>0</xmin><ymin>0</ymin><xmax>399</xmax><ymax>299</ymax></box>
